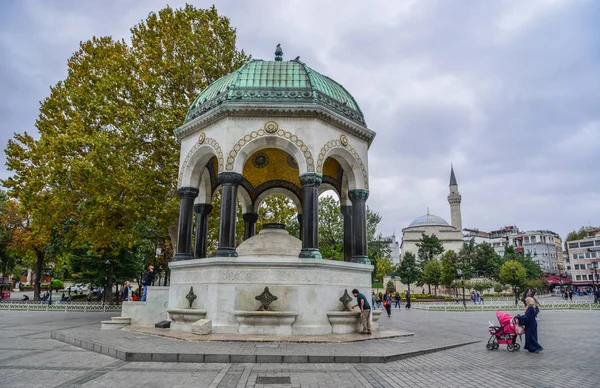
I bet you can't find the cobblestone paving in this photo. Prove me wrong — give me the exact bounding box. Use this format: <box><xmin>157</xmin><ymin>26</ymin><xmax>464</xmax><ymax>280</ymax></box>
<box><xmin>0</xmin><ymin>309</ymin><xmax>598</xmax><ymax>387</ymax></box>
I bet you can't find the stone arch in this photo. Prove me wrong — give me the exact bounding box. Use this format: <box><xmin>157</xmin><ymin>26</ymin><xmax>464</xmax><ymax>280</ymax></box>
<box><xmin>178</xmin><ymin>134</ymin><xmax>224</xmax><ymax>188</ymax></box>
<box><xmin>195</xmin><ymin>167</ymin><xmax>213</xmax><ymax>204</ymax></box>
<box><xmin>316</xmin><ymin>139</ymin><xmax>368</xmax><ymax>190</ymax></box>
<box><xmin>211</xmin><ymin>183</ymin><xmax>253</xmax><ymax>214</ymax></box>
<box><xmin>226</xmin><ymin>126</ymin><xmax>315</xmax><ymax>174</ymax></box>
<box><xmin>253</xmin><ymin>187</ymin><xmax>302</xmax><ymax>214</ymax></box>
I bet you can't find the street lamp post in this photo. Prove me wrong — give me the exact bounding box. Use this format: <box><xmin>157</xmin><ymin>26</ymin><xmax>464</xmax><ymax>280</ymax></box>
<box><xmin>457</xmin><ymin>268</ymin><xmax>466</xmax><ymax>309</ymax></box>
<box><xmin>104</xmin><ymin>260</ymin><xmax>112</xmax><ymax>305</ymax></box>
<box><xmin>511</xmin><ymin>266</ymin><xmax>519</xmax><ymax>306</ymax></box>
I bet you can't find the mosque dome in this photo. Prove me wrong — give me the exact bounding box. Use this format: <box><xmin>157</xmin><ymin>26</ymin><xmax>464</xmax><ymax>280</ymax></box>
<box><xmin>408</xmin><ymin>214</ymin><xmax>450</xmax><ymax>228</ymax></box>
<box><xmin>183</xmin><ymin>45</ymin><xmax>366</xmax><ymax>127</ymax></box>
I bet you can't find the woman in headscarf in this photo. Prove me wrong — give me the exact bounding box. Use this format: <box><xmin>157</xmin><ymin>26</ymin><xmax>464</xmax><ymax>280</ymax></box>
<box><xmin>516</xmin><ymin>297</ymin><xmax>543</xmax><ymax>353</ymax></box>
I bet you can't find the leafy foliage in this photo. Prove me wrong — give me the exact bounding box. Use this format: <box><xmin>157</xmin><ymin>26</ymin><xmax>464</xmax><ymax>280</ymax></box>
<box><xmin>317</xmin><ymin>196</ymin><xmax>343</xmax><ymax>260</ymax></box>
<box><xmin>416</xmin><ymin>233</ymin><xmax>444</xmax><ymax>268</ymax></box>
<box><xmin>2</xmin><ymin>5</ymin><xmax>248</xmax><ymax>283</ymax></box>
<box><xmin>499</xmin><ymin>260</ymin><xmax>527</xmax><ymax>288</ymax></box>
<box><xmin>421</xmin><ymin>258</ymin><xmax>442</xmax><ymax>295</ymax></box>
<box><xmin>440</xmin><ymin>250</ymin><xmax>460</xmax><ymax>289</ymax></box>
<box><xmin>397</xmin><ymin>252</ymin><xmax>420</xmax><ymax>292</ymax></box>
<box><xmin>386</xmin><ymin>280</ymin><xmax>396</xmax><ymax>293</ymax></box>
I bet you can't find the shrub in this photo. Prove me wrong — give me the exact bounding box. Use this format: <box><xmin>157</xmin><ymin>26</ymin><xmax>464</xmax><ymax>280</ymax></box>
<box><xmin>386</xmin><ymin>280</ymin><xmax>396</xmax><ymax>293</ymax></box>
<box><xmin>51</xmin><ymin>279</ymin><xmax>64</xmax><ymax>290</ymax></box>
<box><xmin>372</xmin><ymin>282</ymin><xmax>383</xmax><ymax>289</ymax></box>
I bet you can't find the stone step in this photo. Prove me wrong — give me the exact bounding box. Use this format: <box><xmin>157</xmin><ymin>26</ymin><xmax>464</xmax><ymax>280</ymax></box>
<box><xmin>110</xmin><ymin>317</ymin><xmax>132</xmax><ymax>323</ymax></box>
<box><xmin>101</xmin><ymin>320</ymin><xmax>129</xmax><ymax>330</ymax></box>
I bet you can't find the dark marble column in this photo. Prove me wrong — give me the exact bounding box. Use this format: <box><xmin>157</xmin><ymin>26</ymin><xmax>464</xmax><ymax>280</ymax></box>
<box><xmin>242</xmin><ymin>212</ymin><xmax>258</xmax><ymax>241</ymax></box>
<box><xmin>349</xmin><ymin>189</ymin><xmax>369</xmax><ymax>264</ymax></box>
<box><xmin>194</xmin><ymin>204</ymin><xmax>213</xmax><ymax>259</ymax></box>
<box><xmin>297</xmin><ymin>213</ymin><xmax>303</xmax><ymax>241</ymax></box>
<box><xmin>341</xmin><ymin>205</ymin><xmax>353</xmax><ymax>262</ymax></box>
<box><xmin>173</xmin><ymin>187</ymin><xmax>199</xmax><ymax>261</ymax></box>
<box><xmin>216</xmin><ymin>172</ymin><xmax>243</xmax><ymax>257</ymax></box>
<box><xmin>299</xmin><ymin>173</ymin><xmax>322</xmax><ymax>259</ymax></box>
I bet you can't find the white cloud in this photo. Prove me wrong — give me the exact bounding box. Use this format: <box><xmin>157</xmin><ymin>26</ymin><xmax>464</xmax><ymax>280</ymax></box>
<box><xmin>0</xmin><ymin>0</ymin><xmax>598</xmax><ymax>241</ymax></box>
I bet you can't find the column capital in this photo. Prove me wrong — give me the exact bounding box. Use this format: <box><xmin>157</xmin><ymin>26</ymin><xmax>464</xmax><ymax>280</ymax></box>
<box><xmin>242</xmin><ymin>212</ymin><xmax>258</xmax><ymax>223</ymax></box>
<box><xmin>177</xmin><ymin>186</ymin><xmax>199</xmax><ymax>199</ymax></box>
<box><xmin>340</xmin><ymin>205</ymin><xmax>353</xmax><ymax>217</ymax></box>
<box><xmin>348</xmin><ymin>189</ymin><xmax>369</xmax><ymax>202</ymax></box>
<box><xmin>299</xmin><ymin>173</ymin><xmax>322</xmax><ymax>187</ymax></box>
<box><xmin>218</xmin><ymin>172</ymin><xmax>243</xmax><ymax>185</ymax></box>
<box><xmin>194</xmin><ymin>203</ymin><xmax>213</xmax><ymax>215</ymax></box>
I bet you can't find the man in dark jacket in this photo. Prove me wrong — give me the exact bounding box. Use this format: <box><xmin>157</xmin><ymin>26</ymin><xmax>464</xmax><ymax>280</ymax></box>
<box><xmin>141</xmin><ymin>265</ymin><xmax>154</xmax><ymax>302</ymax></box>
<box><xmin>351</xmin><ymin>288</ymin><xmax>372</xmax><ymax>334</ymax></box>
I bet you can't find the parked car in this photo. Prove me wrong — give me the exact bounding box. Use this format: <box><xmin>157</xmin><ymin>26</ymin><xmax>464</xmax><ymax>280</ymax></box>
<box><xmin>67</xmin><ymin>284</ymin><xmax>89</xmax><ymax>292</ymax></box>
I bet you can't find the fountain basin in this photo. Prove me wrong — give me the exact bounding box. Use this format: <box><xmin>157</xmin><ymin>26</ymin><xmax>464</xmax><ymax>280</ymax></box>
<box><xmin>167</xmin><ymin>308</ymin><xmax>207</xmax><ymax>332</ymax></box>
<box><xmin>234</xmin><ymin>311</ymin><xmax>298</xmax><ymax>335</ymax></box>
<box><xmin>326</xmin><ymin>310</ymin><xmax>382</xmax><ymax>334</ymax></box>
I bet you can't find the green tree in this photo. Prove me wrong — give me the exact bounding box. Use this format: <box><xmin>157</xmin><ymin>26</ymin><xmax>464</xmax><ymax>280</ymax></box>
<box><xmin>317</xmin><ymin>196</ymin><xmax>343</xmax><ymax>260</ymax></box>
<box><xmin>440</xmin><ymin>250</ymin><xmax>460</xmax><ymax>290</ymax></box>
<box><xmin>472</xmin><ymin>242</ymin><xmax>502</xmax><ymax>280</ymax></box>
<box><xmin>397</xmin><ymin>252</ymin><xmax>420</xmax><ymax>293</ymax></box>
<box><xmin>416</xmin><ymin>233</ymin><xmax>444</xmax><ymax>293</ymax></box>
<box><xmin>499</xmin><ymin>260</ymin><xmax>527</xmax><ymax>304</ymax></box>
<box><xmin>458</xmin><ymin>239</ymin><xmax>476</xmax><ymax>279</ymax></box>
<box><xmin>416</xmin><ymin>233</ymin><xmax>444</xmax><ymax>267</ymax></box>
<box><xmin>471</xmin><ymin>280</ymin><xmax>493</xmax><ymax>294</ymax></box>
<box><xmin>502</xmin><ymin>246</ymin><xmax>542</xmax><ymax>280</ymax></box>
<box><xmin>421</xmin><ymin>258</ymin><xmax>442</xmax><ymax>295</ymax></box>
<box><xmin>3</xmin><ymin>5</ymin><xmax>249</xmax><ymax>278</ymax></box>
<box><xmin>386</xmin><ymin>279</ymin><xmax>396</xmax><ymax>293</ymax></box>
<box><xmin>374</xmin><ymin>257</ymin><xmax>394</xmax><ymax>282</ymax></box>
<box><xmin>258</xmin><ymin>195</ymin><xmax>298</xmax><ymax>229</ymax></box>
<box><xmin>565</xmin><ymin>226</ymin><xmax>597</xmax><ymax>246</ymax></box>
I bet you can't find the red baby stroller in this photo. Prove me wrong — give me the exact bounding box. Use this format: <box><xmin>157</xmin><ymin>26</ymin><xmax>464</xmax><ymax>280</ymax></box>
<box><xmin>487</xmin><ymin>311</ymin><xmax>521</xmax><ymax>352</ymax></box>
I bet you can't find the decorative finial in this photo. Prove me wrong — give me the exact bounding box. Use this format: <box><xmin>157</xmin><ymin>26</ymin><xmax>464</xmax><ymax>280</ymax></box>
<box><xmin>339</xmin><ymin>289</ymin><xmax>353</xmax><ymax>311</ymax></box>
<box><xmin>275</xmin><ymin>44</ymin><xmax>283</xmax><ymax>61</ymax></box>
<box><xmin>255</xmin><ymin>287</ymin><xmax>278</xmax><ymax>311</ymax></box>
<box><xmin>186</xmin><ymin>286</ymin><xmax>197</xmax><ymax>309</ymax></box>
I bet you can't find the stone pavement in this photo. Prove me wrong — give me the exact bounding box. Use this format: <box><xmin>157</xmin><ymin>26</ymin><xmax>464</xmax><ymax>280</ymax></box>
<box><xmin>0</xmin><ymin>308</ymin><xmax>599</xmax><ymax>387</ymax></box>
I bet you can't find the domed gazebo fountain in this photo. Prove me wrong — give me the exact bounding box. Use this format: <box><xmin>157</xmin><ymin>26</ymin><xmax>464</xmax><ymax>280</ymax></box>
<box><xmin>166</xmin><ymin>45</ymin><xmax>378</xmax><ymax>335</ymax></box>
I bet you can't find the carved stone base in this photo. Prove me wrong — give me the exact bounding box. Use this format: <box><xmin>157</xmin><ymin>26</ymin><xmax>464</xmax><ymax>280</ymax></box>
<box><xmin>168</xmin><ymin>257</ymin><xmax>373</xmax><ymax>335</ymax></box>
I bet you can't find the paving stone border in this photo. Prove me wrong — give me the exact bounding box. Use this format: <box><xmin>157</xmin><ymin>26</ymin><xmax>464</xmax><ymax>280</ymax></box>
<box><xmin>50</xmin><ymin>329</ymin><xmax>479</xmax><ymax>364</ymax></box>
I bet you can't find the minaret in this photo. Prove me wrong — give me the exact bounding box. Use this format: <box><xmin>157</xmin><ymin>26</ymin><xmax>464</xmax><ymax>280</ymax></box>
<box><xmin>447</xmin><ymin>165</ymin><xmax>462</xmax><ymax>231</ymax></box>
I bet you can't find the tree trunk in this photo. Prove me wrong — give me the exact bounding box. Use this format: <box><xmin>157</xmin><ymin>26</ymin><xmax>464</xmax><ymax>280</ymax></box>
<box><xmin>33</xmin><ymin>250</ymin><xmax>43</xmax><ymax>301</ymax></box>
<box><xmin>428</xmin><ymin>284</ymin><xmax>431</xmax><ymax>294</ymax></box>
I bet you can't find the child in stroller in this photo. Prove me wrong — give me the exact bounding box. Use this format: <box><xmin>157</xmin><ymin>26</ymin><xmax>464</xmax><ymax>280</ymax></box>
<box><xmin>487</xmin><ymin>311</ymin><xmax>521</xmax><ymax>352</ymax></box>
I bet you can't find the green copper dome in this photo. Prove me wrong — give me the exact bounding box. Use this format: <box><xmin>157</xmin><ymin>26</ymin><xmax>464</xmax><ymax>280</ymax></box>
<box><xmin>184</xmin><ymin>55</ymin><xmax>366</xmax><ymax>126</ymax></box>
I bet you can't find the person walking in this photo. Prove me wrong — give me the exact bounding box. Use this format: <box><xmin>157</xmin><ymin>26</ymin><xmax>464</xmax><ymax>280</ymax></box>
<box><xmin>141</xmin><ymin>265</ymin><xmax>154</xmax><ymax>302</ymax></box>
<box><xmin>351</xmin><ymin>289</ymin><xmax>371</xmax><ymax>335</ymax></box>
<box><xmin>405</xmin><ymin>290</ymin><xmax>411</xmax><ymax>309</ymax></box>
<box><xmin>515</xmin><ymin>297</ymin><xmax>543</xmax><ymax>353</ymax></box>
<box><xmin>372</xmin><ymin>291</ymin><xmax>377</xmax><ymax>310</ymax></box>
<box><xmin>384</xmin><ymin>291</ymin><xmax>392</xmax><ymax>317</ymax></box>
<box><xmin>122</xmin><ymin>281</ymin><xmax>133</xmax><ymax>302</ymax></box>
<box><xmin>394</xmin><ymin>291</ymin><xmax>401</xmax><ymax>309</ymax></box>
<box><xmin>568</xmin><ymin>289</ymin><xmax>573</xmax><ymax>301</ymax></box>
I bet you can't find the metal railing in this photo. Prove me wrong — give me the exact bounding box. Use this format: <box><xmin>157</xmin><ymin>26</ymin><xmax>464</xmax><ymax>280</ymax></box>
<box><xmin>0</xmin><ymin>300</ymin><xmax>122</xmax><ymax>312</ymax></box>
<box><xmin>411</xmin><ymin>300</ymin><xmax>600</xmax><ymax>312</ymax></box>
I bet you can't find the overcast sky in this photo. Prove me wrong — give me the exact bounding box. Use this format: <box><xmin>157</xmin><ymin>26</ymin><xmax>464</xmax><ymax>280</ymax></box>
<box><xmin>1</xmin><ymin>0</ymin><xmax>599</xmax><ymax>241</ymax></box>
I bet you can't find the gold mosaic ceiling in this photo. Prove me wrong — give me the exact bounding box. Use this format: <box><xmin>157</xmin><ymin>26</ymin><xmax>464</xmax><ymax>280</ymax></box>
<box><xmin>242</xmin><ymin>148</ymin><xmax>341</xmax><ymax>190</ymax></box>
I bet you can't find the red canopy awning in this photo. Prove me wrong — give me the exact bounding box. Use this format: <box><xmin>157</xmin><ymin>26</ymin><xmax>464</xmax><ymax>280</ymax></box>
<box><xmin>543</xmin><ymin>275</ymin><xmax>572</xmax><ymax>284</ymax></box>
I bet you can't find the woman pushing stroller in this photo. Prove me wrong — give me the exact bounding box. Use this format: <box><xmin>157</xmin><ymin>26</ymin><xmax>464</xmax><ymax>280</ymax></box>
<box><xmin>515</xmin><ymin>297</ymin><xmax>543</xmax><ymax>353</ymax></box>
